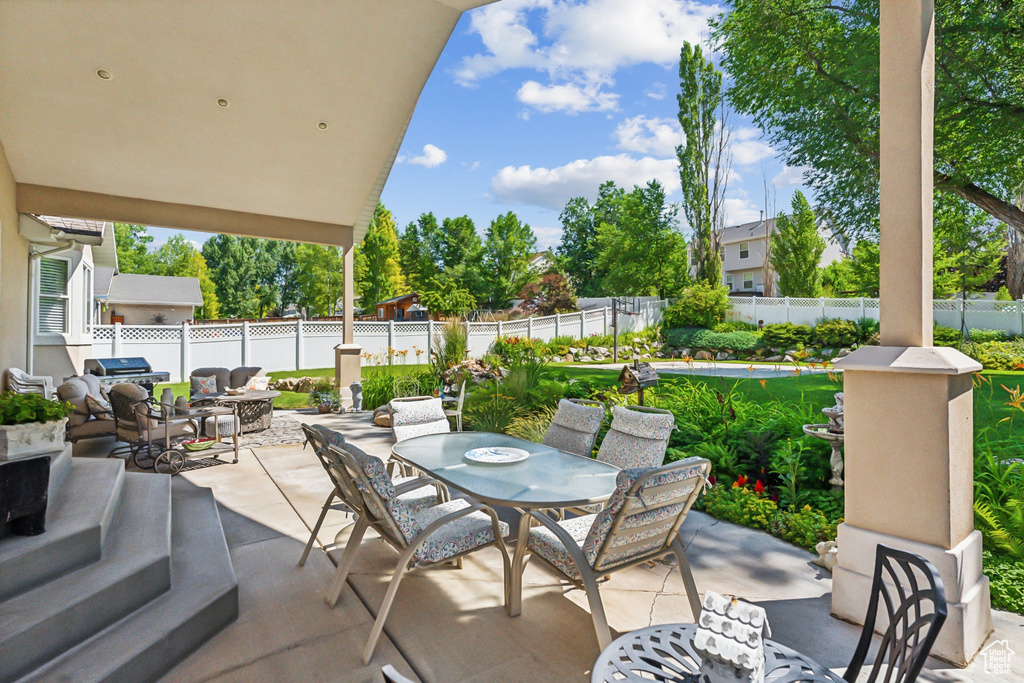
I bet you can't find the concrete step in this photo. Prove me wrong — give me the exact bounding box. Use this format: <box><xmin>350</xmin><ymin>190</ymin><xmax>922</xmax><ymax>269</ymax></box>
<box><xmin>47</xmin><ymin>444</ymin><xmax>73</xmax><ymax>501</ymax></box>
<box><xmin>0</xmin><ymin>473</ymin><xmax>172</xmax><ymax>682</ymax></box>
<box><xmin>19</xmin><ymin>479</ymin><xmax>238</xmax><ymax>683</ymax></box>
<box><xmin>0</xmin><ymin>456</ymin><xmax>125</xmax><ymax>600</ymax></box>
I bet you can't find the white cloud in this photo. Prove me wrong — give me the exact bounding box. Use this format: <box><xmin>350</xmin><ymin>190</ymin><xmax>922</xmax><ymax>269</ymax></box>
<box><xmin>645</xmin><ymin>81</ymin><xmax>667</xmax><ymax>100</ymax></box>
<box><xmin>455</xmin><ymin>0</ymin><xmax>719</xmax><ymax>114</ymax></box>
<box><xmin>532</xmin><ymin>225</ymin><xmax>565</xmax><ymax>250</ymax></box>
<box><xmin>407</xmin><ymin>144</ymin><xmax>448</xmax><ymax>168</ymax></box>
<box><xmin>731</xmin><ymin>127</ymin><xmax>774</xmax><ymax>166</ymax></box>
<box><xmin>491</xmin><ymin>154</ymin><xmax>679</xmax><ymax>210</ymax></box>
<box><xmin>516</xmin><ymin>80</ymin><xmax>619</xmax><ymax>114</ymax></box>
<box><xmin>722</xmin><ymin>197</ymin><xmax>762</xmax><ymax>225</ymax></box>
<box><xmin>772</xmin><ymin>165</ymin><xmax>810</xmax><ymax>188</ymax></box>
<box><xmin>613</xmin><ymin>115</ymin><xmax>681</xmax><ymax>156</ymax></box>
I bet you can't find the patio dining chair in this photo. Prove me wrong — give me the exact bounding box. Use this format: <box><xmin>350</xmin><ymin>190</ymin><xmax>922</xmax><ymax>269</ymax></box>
<box><xmin>324</xmin><ymin>441</ymin><xmax>511</xmax><ymax>664</ymax></box>
<box><xmin>518</xmin><ymin>457</ymin><xmax>711</xmax><ymax>650</ymax></box>
<box><xmin>387</xmin><ymin>396</ymin><xmax>451</xmax><ymax>476</ymax></box>
<box><xmin>542</xmin><ymin>398</ymin><xmax>605</xmax><ymax>458</ymax></box>
<box><xmin>298</xmin><ymin>424</ymin><xmax>441</xmax><ymax>567</ymax></box>
<box><xmin>843</xmin><ymin>544</ymin><xmax>948</xmax><ymax>683</ymax></box>
<box><xmin>392</xmin><ymin>376</ymin><xmax>420</xmax><ymax>399</ymax></box>
<box><xmin>443</xmin><ymin>380</ymin><xmax>467</xmax><ymax>432</ymax></box>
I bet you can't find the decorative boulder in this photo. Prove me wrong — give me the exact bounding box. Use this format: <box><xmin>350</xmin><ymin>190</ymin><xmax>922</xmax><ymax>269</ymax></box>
<box><xmin>695</xmin><ymin>350</ymin><xmax>714</xmax><ymax>361</ymax></box>
<box><xmin>372</xmin><ymin>405</ymin><xmax>391</xmax><ymax>427</ymax></box>
<box><xmin>715</xmin><ymin>351</ymin><xmax>731</xmax><ymax>361</ymax></box>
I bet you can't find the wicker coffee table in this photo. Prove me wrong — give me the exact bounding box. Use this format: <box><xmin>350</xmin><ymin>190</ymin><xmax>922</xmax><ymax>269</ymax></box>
<box><xmin>191</xmin><ymin>390</ymin><xmax>280</xmax><ymax>434</ymax></box>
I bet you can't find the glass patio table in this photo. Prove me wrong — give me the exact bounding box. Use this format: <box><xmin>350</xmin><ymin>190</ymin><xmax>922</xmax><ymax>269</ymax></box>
<box><xmin>390</xmin><ymin>431</ymin><xmax>621</xmax><ymax>617</ymax></box>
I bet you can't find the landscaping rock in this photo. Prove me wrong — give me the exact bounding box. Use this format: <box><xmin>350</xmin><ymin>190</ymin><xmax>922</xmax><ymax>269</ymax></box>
<box><xmin>820</xmin><ymin>348</ymin><xmax>834</xmax><ymax>357</ymax></box>
<box><xmin>655</xmin><ymin>351</ymin><xmax>666</xmax><ymax>358</ymax></box>
<box><xmin>569</xmin><ymin>347</ymin><xmax>580</xmax><ymax>355</ymax></box>
<box><xmin>838</xmin><ymin>348</ymin><xmax>852</xmax><ymax>357</ymax></box>
<box><xmin>373</xmin><ymin>405</ymin><xmax>391</xmax><ymax>427</ymax></box>
<box><xmin>652</xmin><ymin>341</ymin><xmax>662</xmax><ymax>349</ymax></box>
<box><xmin>766</xmin><ymin>355</ymin><xmax>784</xmax><ymax>362</ymax></box>
<box><xmin>784</xmin><ymin>354</ymin><xmax>797</xmax><ymax>363</ymax></box>
<box><xmin>805</xmin><ymin>357</ymin><xmax>822</xmax><ymax>363</ymax></box>
<box><xmin>294</xmin><ymin>377</ymin><xmax>319</xmax><ymax>393</ymax></box>
<box><xmin>641</xmin><ymin>353</ymin><xmax>652</xmax><ymax>359</ymax></box>
<box><xmin>785</xmin><ymin>348</ymin><xmax>798</xmax><ymax>356</ymax></box>
<box><xmin>680</xmin><ymin>347</ymin><xmax>692</xmax><ymax>358</ymax></box>
<box><xmin>715</xmin><ymin>351</ymin><xmax>731</xmax><ymax>361</ymax></box>
<box><xmin>695</xmin><ymin>350</ymin><xmax>714</xmax><ymax>361</ymax></box>
<box><xmin>564</xmin><ymin>353</ymin><xmax>574</xmax><ymax>363</ymax></box>
<box><xmin>580</xmin><ymin>355</ymin><xmax>593</xmax><ymax>362</ymax></box>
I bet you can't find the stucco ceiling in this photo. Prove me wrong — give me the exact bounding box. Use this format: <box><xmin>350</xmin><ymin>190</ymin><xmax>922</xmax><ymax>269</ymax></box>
<box><xmin>0</xmin><ymin>0</ymin><xmax>493</xmax><ymax>244</ymax></box>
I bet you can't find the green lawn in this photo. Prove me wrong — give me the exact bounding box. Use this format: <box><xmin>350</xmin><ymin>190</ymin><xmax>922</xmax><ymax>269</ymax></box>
<box><xmin>156</xmin><ymin>364</ymin><xmax>428</xmax><ymax>410</ymax></box>
<box><xmin>559</xmin><ymin>366</ymin><xmax>1024</xmax><ymax>442</ymax></box>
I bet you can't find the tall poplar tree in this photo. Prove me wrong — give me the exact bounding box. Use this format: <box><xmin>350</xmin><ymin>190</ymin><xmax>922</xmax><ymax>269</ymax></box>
<box><xmin>769</xmin><ymin>192</ymin><xmax>826</xmax><ymax>297</ymax></box>
<box><xmin>357</xmin><ymin>202</ymin><xmax>407</xmax><ymax>307</ymax></box>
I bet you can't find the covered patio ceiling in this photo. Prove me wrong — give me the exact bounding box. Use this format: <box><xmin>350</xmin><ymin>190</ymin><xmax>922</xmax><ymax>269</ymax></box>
<box><xmin>0</xmin><ymin>0</ymin><xmax>492</xmax><ymax>246</ymax></box>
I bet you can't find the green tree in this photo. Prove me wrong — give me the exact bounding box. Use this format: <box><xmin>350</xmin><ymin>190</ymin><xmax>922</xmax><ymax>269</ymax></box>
<box><xmin>293</xmin><ymin>244</ymin><xmax>345</xmax><ymax>316</ymax></box>
<box><xmin>596</xmin><ymin>181</ymin><xmax>690</xmax><ymax>298</ymax></box>
<box><xmin>419</xmin><ymin>274</ymin><xmax>477</xmax><ymax>318</ymax></box>
<box><xmin>932</xmin><ymin>198</ymin><xmax>1006</xmax><ymax>298</ymax></box>
<box><xmin>482</xmin><ymin>212</ymin><xmax>538</xmax><ymax>308</ymax></box>
<box><xmin>202</xmin><ymin>236</ymin><xmax>291</xmax><ymax>317</ymax></box>
<box><xmin>398</xmin><ymin>213</ymin><xmax>443</xmax><ymax>292</ymax></box>
<box><xmin>556</xmin><ymin>196</ymin><xmax>602</xmax><ymax>296</ymax></box>
<box><xmin>712</xmin><ymin>0</ymin><xmax>1024</xmax><ymax>238</ymax></box>
<box><xmin>113</xmin><ymin>223</ymin><xmax>155</xmax><ymax>274</ymax></box>
<box><xmin>518</xmin><ymin>272</ymin><xmax>578</xmax><ymax>316</ymax></box>
<box><xmin>677</xmin><ymin>42</ymin><xmax>730</xmax><ymax>286</ymax></box>
<box><xmin>439</xmin><ymin>215</ymin><xmax>485</xmax><ymax>300</ymax></box>
<box><xmin>357</xmin><ymin>203</ymin><xmax>407</xmax><ymax>308</ymax></box>
<box><xmin>149</xmin><ymin>234</ymin><xmax>220</xmax><ymax>318</ymax></box>
<box><xmin>770</xmin><ymin>192</ymin><xmax>826</xmax><ymax>297</ymax></box>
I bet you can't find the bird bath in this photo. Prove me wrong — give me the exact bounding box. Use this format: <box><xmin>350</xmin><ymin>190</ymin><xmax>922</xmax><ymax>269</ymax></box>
<box><xmin>803</xmin><ymin>393</ymin><xmax>845</xmax><ymax>488</ymax></box>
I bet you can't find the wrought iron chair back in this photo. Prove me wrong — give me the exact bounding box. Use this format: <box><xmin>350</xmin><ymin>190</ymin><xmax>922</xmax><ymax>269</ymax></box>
<box><xmin>844</xmin><ymin>545</ymin><xmax>947</xmax><ymax>683</ymax></box>
<box><xmin>392</xmin><ymin>376</ymin><xmax>420</xmax><ymax>399</ymax></box>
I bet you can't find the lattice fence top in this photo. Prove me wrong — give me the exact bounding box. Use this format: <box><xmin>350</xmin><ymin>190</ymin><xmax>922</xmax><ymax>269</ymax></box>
<box><xmin>503</xmin><ymin>320</ymin><xmax>529</xmax><ymax>333</ymax></box>
<box><xmin>470</xmin><ymin>323</ymin><xmax>498</xmax><ymax>334</ymax></box>
<box><xmin>560</xmin><ymin>312</ymin><xmax>583</xmax><ymax>323</ymax></box>
<box><xmin>249</xmin><ymin>322</ymin><xmax>298</xmax><ymax>337</ymax></box>
<box><xmin>396</xmin><ymin>323</ymin><xmax>429</xmax><ymax>333</ymax></box>
<box><xmin>303</xmin><ymin>322</ymin><xmax>344</xmax><ymax>335</ymax></box>
<box><xmin>353</xmin><ymin>322</ymin><xmax>388</xmax><ymax>335</ymax></box>
<box><xmin>756</xmin><ymin>298</ymin><xmax>786</xmax><ymax>307</ymax></box>
<box><xmin>119</xmin><ymin>326</ymin><xmax>181</xmax><ymax>341</ymax></box>
<box><xmin>730</xmin><ymin>297</ymin><xmax>755</xmax><ymax>306</ymax></box>
<box><xmin>93</xmin><ymin>326</ymin><xmax>113</xmax><ymax>340</ymax></box>
<box><xmin>824</xmin><ymin>299</ymin><xmax>862</xmax><ymax>309</ymax></box>
<box><xmin>191</xmin><ymin>325</ymin><xmax>242</xmax><ymax>340</ymax></box>
<box><xmin>788</xmin><ymin>298</ymin><xmax>823</xmax><ymax>308</ymax></box>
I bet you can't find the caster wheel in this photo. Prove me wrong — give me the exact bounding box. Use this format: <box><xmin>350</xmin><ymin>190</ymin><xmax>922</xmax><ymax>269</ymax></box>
<box><xmin>155</xmin><ymin>450</ymin><xmax>185</xmax><ymax>475</ymax></box>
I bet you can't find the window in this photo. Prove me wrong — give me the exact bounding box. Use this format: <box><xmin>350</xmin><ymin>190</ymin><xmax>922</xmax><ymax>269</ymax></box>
<box><xmin>739</xmin><ymin>241</ymin><xmax>749</xmax><ymax>259</ymax></box>
<box><xmin>378</xmin><ymin>307</ymin><xmax>384</xmax><ymax>319</ymax></box>
<box><xmin>38</xmin><ymin>257</ymin><xmax>69</xmax><ymax>335</ymax></box>
<box><xmin>743</xmin><ymin>272</ymin><xmax>754</xmax><ymax>290</ymax></box>
<box><xmin>719</xmin><ymin>246</ymin><xmax>725</xmax><ymax>262</ymax></box>
<box><xmin>725</xmin><ymin>274</ymin><xmax>734</xmax><ymax>291</ymax></box>
<box><xmin>83</xmin><ymin>263</ymin><xmax>94</xmax><ymax>333</ymax></box>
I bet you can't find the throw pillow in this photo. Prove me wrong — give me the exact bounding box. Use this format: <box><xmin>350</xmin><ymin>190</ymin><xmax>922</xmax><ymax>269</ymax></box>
<box><xmin>85</xmin><ymin>394</ymin><xmax>114</xmax><ymax>420</ymax></box>
<box><xmin>244</xmin><ymin>375</ymin><xmax>269</xmax><ymax>391</ymax></box>
<box><xmin>190</xmin><ymin>375</ymin><xmax>218</xmax><ymax>396</ymax></box>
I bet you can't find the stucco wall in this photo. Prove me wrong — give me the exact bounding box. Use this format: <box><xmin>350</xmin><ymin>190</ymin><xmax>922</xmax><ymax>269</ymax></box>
<box><xmin>32</xmin><ymin>242</ymin><xmax>96</xmax><ymax>381</ymax></box>
<box><xmin>104</xmin><ymin>303</ymin><xmax>193</xmax><ymax>325</ymax></box>
<box><xmin>0</xmin><ymin>138</ymin><xmax>29</xmax><ymax>377</ymax></box>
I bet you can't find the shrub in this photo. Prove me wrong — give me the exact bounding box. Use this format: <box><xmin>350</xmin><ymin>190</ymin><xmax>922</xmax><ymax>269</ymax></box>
<box><xmin>464</xmin><ymin>382</ymin><xmax>522</xmax><ymax>433</ymax></box>
<box><xmin>662</xmin><ymin>282</ymin><xmax>730</xmax><ymax>329</ymax></box>
<box><xmin>699</xmin><ymin>484</ymin><xmax>777</xmax><ymax>530</ymax></box>
<box><xmin>812</xmin><ymin>318</ymin><xmax>858</xmax><ymax>347</ymax></box>
<box><xmin>492</xmin><ymin>336</ymin><xmax>539</xmax><ymax>365</ymax></box>
<box><xmin>430</xmin><ymin>320</ymin><xmax>468</xmax><ymax>380</ymax></box>
<box><xmin>996</xmin><ymin>286</ymin><xmax>1013</xmax><ymax>301</ymax></box>
<box><xmin>362</xmin><ymin>368</ymin><xmax>437</xmax><ymax>410</ymax></box>
<box><xmin>760</xmin><ymin>322</ymin><xmax>812</xmax><ymax>349</ymax></box>
<box><xmin>308</xmin><ymin>379</ymin><xmax>341</xmax><ymax>410</ymax></box>
<box><xmin>933</xmin><ymin>323</ymin><xmax>960</xmax><ymax>346</ymax></box>
<box><xmin>713</xmin><ymin>320</ymin><xmax>759</xmax><ymax>333</ymax></box>
<box><xmin>969</xmin><ymin>329</ymin><xmax>1010</xmax><ymax>344</ymax></box>
<box><xmin>984</xmin><ymin>550</ymin><xmax>1024</xmax><ymax>614</ymax></box>
<box><xmin>0</xmin><ymin>392</ymin><xmax>74</xmax><ymax>425</ymax></box>
<box><xmin>507</xmin><ymin>406</ymin><xmax>557</xmax><ymax>444</ymax></box>
<box><xmin>664</xmin><ymin>327</ymin><xmax>761</xmax><ymax>352</ymax></box>
<box><xmin>771</xmin><ymin>505</ymin><xmax>840</xmax><ymax>552</ymax></box>
<box><xmin>853</xmin><ymin>317</ymin><xmax>879</xmax><ymax>343</ymax></box>
<box><xmin>963</xmin><ymin>340</ymin><xmax>1024</xmax><ymax>370</ymax></box>
<box><xmin>688</xmin><ymin>442</ymin><xmax>742</xmax><ymax>483</ymax></box>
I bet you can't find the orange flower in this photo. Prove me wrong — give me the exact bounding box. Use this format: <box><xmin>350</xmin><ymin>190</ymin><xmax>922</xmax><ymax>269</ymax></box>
<box><xmin>758</xmin><ymin>379</ymin><xmax>768</xmax><ymax>389</ymax></box>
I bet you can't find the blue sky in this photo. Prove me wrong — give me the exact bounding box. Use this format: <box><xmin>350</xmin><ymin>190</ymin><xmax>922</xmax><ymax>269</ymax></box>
<box><xmin>150</xmin><ymin>0</ymin><xmax>810</xmax><ymax>252</ymax></box>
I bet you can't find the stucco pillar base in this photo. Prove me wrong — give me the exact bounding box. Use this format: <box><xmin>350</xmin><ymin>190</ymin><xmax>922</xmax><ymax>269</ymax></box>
<box><xmin>334</xmin><ymin>344</ymin><xmax>362</xmax><ymax>403</ymax></box>
<box><xmin>832</xmin><ymin>524</ymin><xmax>992</xmax><ymax>666</ymax></box>
<box><xmin>832</xmin><ymin>345</ymin><xmax>991</xmax><ymax>666</ymax></box>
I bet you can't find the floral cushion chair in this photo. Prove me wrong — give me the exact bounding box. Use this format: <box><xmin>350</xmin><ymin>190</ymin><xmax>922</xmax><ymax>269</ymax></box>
<box><xmin>387</xmin><ymin>396</ymin><xmax>450</xmax><ymax>476</ymax></box>
<box><xmin>297</xmin><ymin>424</ymin><xmax>441</xmax><ymax>567</ymax></box>
<box><xmin>324</xmin><ymin>441</ymin><xmax>511</xmax><ymax>665</ymax></box>
<box><xmin>542</xmin><ymin>398</ymin><xmax>605</xmax><ymax>457</ymax></box>
<box><xmin>518</xmin><ymin>457</ymin><xmax>711</xmax><ymax>650</ymax></box>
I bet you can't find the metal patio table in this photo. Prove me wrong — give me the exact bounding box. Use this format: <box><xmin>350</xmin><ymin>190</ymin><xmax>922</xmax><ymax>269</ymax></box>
<box><xmin>591</xmin><ymin>623</ymin><xmax>846</xmax><ymax>683</ymax></box>
<box><xmin>390</xmin><ymin>431</ymin><xmax>621</xmax><ymax>616</ymax></box>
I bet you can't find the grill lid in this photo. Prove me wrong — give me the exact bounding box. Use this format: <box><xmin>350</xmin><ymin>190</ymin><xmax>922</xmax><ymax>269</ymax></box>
<box><xmin>85</xmin><ymin>357</ymin><xmax>153</xmax><ymax>375</ymax></box>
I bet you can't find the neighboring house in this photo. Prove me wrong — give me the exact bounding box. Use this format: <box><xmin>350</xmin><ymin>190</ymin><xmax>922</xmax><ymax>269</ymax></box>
<box><xmin>691</xmin><ymin>217</ymin><xmax>847</xmax><ymax>295</ymax></box>
<box><xmin>102</xmin><ymin>273</ymin><xmax>203</xmax><ymax>325</ymax></box>
<box><xmin>20</xmin><ymin>214</ymin><xmax>116</xmax><ymax>381</ymax></box>
<box><xmin>527</xmin><ymin>251</ymin><xmax>554</xmax><ymax>273</ymax></box>
<box><xmin>375</xmin><ymin>293</ymin><xmax>428</xmax><ymax>321</ymax></box>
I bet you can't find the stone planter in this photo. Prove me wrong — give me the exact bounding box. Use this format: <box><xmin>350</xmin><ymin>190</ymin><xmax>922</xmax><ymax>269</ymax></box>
<box><xmin>0</xmin><ymin>418</ymin><xmax>68</xmax><ymax>461</ymax></box>
<box><xmin>316</xmin><ymin>405</ymin><xmax>334</xmax><ymax>415</ymax></box>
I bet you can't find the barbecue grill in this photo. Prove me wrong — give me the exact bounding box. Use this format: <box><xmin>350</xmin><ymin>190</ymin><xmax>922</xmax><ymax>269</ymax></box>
<box><xmin>83</xmin><ymin>357</ymin><xmax>170</xmax><ymax>395</ymax></box>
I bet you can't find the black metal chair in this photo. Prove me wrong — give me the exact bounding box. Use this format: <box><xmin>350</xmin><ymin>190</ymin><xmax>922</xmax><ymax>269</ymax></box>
<box><xmin>844</xmin><ymin>544</ymin><xmax>947</xmax><ymax>683</ymax></box>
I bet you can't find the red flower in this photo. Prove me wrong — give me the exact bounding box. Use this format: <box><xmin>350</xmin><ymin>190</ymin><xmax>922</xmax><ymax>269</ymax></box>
<box><xmin>754</xmin><ymin>480</ymin><xmax>765</xmax><ymax>494</ymax></box>
<box><xmin>708</xmin><ymin>475</ymin><xmax>716</xmax><ymax>486</ymax></box>
<box><xmin>771</xmin><ymin>494</ymin><xmax>779</xmax><ymax>502</ymax></box>
<box><xmin>735</xmin><ymin>475</ymin><xmax>748</xmax><ymax>487</ymax></box>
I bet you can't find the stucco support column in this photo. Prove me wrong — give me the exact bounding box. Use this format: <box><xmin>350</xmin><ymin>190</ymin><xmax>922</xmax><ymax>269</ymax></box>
<box><xmin>832</xmin><ymin>0</ymin><xmax>991</xmax><ymax>665</ymax></box>
<box><xmin>334</xmin><ymin>240</ymin><xmax>361</xmax><ymax>408</ymax></box>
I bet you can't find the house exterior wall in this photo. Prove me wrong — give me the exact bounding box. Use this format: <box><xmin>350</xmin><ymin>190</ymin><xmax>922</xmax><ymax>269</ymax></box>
<box><xmin>33</xmin><ymin>242</ymin><xmax>96</xmax><ymax>380</ymax></box>
<box><xmin>0</xmin><ymin>138</ymin><xmax>29</xmax><ymax>377</ymax></box>
<box><xmin>718</xmin><ymin>223</ymin><xmax>846</xmax><ymax>294</ymax></box>
<box><xmin>103</xmin><ymin>303</ymin><xmax>193</xmax><ymax>325</ymax></box>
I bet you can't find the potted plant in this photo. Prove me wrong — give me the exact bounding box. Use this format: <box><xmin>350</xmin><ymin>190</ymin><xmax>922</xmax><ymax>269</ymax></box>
<box><xmin>308</xmin><ymin>379</ymin><xmax>341</xmax><ymax>414</ymax></box>
<box><xmin>0</xmin><ymin>392</ymin><xmax>75</xmax><ymax>461</ymax></box>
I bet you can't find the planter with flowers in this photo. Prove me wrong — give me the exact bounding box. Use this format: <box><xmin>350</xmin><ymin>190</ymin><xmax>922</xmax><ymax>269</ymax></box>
<box><xmin>0</xmin><ymin>392</ymin><xmax>74</xmax><ymax>461</ymax></box>
<box><xmin>308</xmin><ymin>380</ymin><xmax>342</xmax><ymax>414</ymax></box>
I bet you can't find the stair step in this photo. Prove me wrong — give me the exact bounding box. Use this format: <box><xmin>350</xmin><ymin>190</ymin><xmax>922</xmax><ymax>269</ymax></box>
<box><xmin>0</xmin><ymin>457</ymin><xmax>125</xmax><ymax>600</ymax></box>
<box><xmin>0</xmin><ymin>473</ymin><xmax>172</xmax><ymax>682</ymax></box>
<box><xmin>19</xmin><ymin>479</ymin><xmax>238</xmax><ymax>683</ymax></box>
<box><xmin>47</xmin><ymin>444</ymin><xmax>73</xmax><ymax>501</ymax></box>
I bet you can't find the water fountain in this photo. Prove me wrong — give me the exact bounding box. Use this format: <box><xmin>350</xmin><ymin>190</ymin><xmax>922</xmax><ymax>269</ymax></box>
<box><xmin>802</xmin><ymin>392</ymin><xmax>845</xmax><ymax>488</ymax></box>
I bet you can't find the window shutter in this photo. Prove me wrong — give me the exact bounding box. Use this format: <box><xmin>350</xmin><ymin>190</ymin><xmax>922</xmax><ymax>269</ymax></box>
<box><xmin>38</xmin><ymin>258</ymin><xmax>69</xmax><ymax>334</ymax></box>
<box><xmin>39</xmin><ymin>258</ymin><xmax>68</xmax><ymax>296</ymax></box>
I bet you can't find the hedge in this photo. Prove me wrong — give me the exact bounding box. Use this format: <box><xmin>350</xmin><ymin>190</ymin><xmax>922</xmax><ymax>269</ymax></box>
<box><xmin>665</xmin><ymin>326</ymin><xmax>761</xmax><ymax>352</ymax></box>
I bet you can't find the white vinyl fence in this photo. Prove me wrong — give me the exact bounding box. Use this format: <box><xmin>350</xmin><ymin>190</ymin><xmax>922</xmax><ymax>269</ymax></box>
<box><xmin>727</xmin><ymin>296</ymin><xmax>1024</xmax><ymax>334</ymax></box>
<box><xmin>91</xmin><ymin>300</ymin><xmax>667</xmax><ymax>382</ymax></box>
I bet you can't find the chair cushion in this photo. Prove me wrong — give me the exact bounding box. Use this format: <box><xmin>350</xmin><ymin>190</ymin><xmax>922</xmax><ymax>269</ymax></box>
<box><xmin>244</xmin><ymin>375</ymin><xmax>270</xmax><ymax>391</ymax></box>
<box><xmin>231</xmin><ymin>366</ymin><xmax>264</xmax><ymax>389</ymax></box>
<box><xmin>389</xmin><ymin>397</ymin><xmax>450</xmax><ymax>442</ymax></box>
<box><xmin>67</xmin><ymin>417</ymin><xmax>117</xmax><ymax>438</ymax></box>
<box><xmin>595</xmin><ymin>406</ymin><xmax>675</xmax><ymax>470</ymax></box>
<box><xmin>311</xmin><ymin>424</ymin><xmax>347</xmax><ymax>449</ymax></box>
<box><xmin>191</xmin><ymin>367</ymin><xmax>230</xmax><ymax>392</ymax></box>
<box><xmin>85</xmin><ymin>394</ymin><xmax>114</xmax><ymax>420</ymax></box>
<box><xmin>190</xmin><ymin>375</ymin><xmax>219</xmax><ymax>396</ymax></box>
<box><xmin>57</xmin><ymin>376</ymin><xmax>93</xmax><ymax>424</ymax></box>
<box><xmin>527</xmin><ymin>515</ymin><xmax>596</xmax><ymax>580</ymax></box>
<box><xmin>551</xmin><ymin>399</ymin><xmax>604</xmax><ymax>433</ymax></box>
<box><xmin>411</xmin><ymin>499</ymin><xmax>509</xmax><ymax>564</ymax></box>
<box><xmin>608</xmin><ymin>406</ymin><xmax>674</xmax><ymax>439</ymax></box>
<box><xmin>392</xmin><ymin>477</ymin><xmax>441</xmax><ymax>514</ymax></box>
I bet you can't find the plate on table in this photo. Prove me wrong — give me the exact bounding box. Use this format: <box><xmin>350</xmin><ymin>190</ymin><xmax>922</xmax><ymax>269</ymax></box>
<box><xmin>464</xmin><ymin>447</ymin><xmax>530</xmax><ymax>465</ymax></box>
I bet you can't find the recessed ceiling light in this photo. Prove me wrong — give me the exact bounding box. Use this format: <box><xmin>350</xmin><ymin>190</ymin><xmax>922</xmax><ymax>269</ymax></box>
<box><xmin>318</xmin><ymin>121</ymin><xmax>329</xmax><ymax>130</ymax></box>
<box><xmin>217</xmin><ymin>99</ymin><xmax>230</xmax><ymax>108</ymax></box>
<box><xmin>96</xmin><ymin>69</ymin><xmax>112</xmax><ymax>80</ymax></box>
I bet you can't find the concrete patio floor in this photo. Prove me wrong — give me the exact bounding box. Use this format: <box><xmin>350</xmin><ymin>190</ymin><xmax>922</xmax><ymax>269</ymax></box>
<box><xmin>79</xmin><ymin>411</ymin><xmax>1023</xmax><ymax>682</ymax></box>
